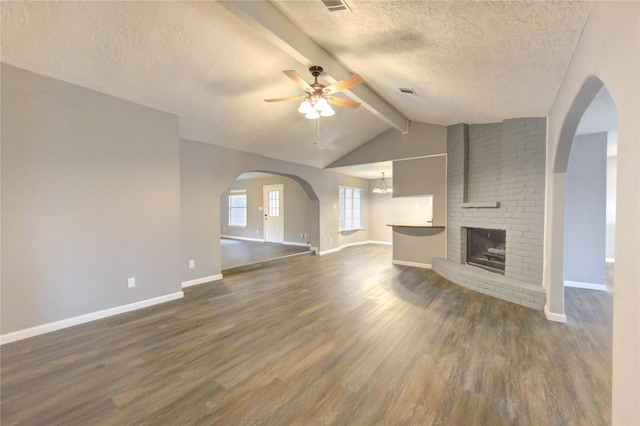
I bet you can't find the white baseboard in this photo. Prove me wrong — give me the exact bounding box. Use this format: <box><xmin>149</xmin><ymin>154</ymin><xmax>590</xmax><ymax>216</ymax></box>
<box><xmin>564</xmin><ymin>280</ymin><xmax>607</xmax><ymax>291</ymax></box>
<box><xmin>221</xmin><ymin>235</ymin><xmax>264</xmax><ymax>243</ymax></box>
<box><xmin>319</xmin><ymin>247</ymin><xmax>342</xmax><ymax>256</ymax></box>
<box><xmin>283</xmin><ymin>241</ymin><xmax>311</xmax><ymax>247</ymax></box>
<box><xmin>182</xmin><ymin>274</ymin><xmax>223</xmax><ymax>288</ymax></box>
<box><xmin>368</xmin><ymin>240</ymin><xmax>392</xmax><ymax>245</ymax></box>
<box><xmin>392</xmin><ymin>260</ymin><xmax>432</xmax><ymax>269</ymax></box>
<box><xmin>544</xmin><ymin>305</ymin><xmax>567</xmax><ymax>323</ymax></box>
<box><xmin>0</xmin><ymin>292</ymin><xmax>184</xmax><ymax>345</ymax></box>
<box><xmin>605</xmin><ymin>257</ymin><xmax>615</xmax><ymax>263</ymax></box>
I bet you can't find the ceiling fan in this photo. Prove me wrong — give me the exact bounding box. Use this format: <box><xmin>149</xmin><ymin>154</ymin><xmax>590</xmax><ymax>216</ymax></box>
<box><xmin>264</xmin><ymin>66</ymin><xmax>363</xmax><ymax>119</ymax></box>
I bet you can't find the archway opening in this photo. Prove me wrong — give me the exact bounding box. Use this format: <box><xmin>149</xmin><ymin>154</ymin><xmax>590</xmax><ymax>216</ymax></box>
<box><xmin>546</xmin><ymin>76</ymin><xmax>618</xmax><ymax>423</ymax></box>
<box><xmin>219</xmin><ymin>171</ymin><xmax>319</xmax><ymax>273</ymax></box>
<box><xmin>563</xmin><ymin>86</ymin><xmax>617</xmax><ymax>297</ymax></box>
<box><xmin>549</xmin><ymin>78</ymin><xmax>617</xmax><ymax>320</ymax></box>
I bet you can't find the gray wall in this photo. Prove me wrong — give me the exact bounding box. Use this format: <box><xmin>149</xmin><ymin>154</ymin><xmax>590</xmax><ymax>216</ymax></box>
<box><xmin>180</xmin><ymin>139</ymin><xmax>372</xmax><ymax>284</ymax></box>
<box><xmin>221</xmin><ymin>175</ymin><xmax>312</xmax><ymax>245</ymax></box>
<box><xmin>1</xmin><ymin>61</ymin><xmax>374</xmax><ymax>335</ymax></box>
<box><xmin>327</xmin><ymin>121</ymin><xmax>447</xmax><ymax>168</ymax></box>
<box><xmin>1</xmin><ymin>64</ymin><xmax>182</xmax><ymax>334</ymax></box>
<box><xmin>564</xmin><ymin>133</ymin><xmax>607</xmax><ymax>285</ymax></box>
<box><xmin>606</xmin><ymin>132</ymin><xmax>617</xmax><ymax>260</ymax></box>
<box><xmin>368</xmin><ymin>178</ymin><xmax>435</xmax><ymax>243</ymax></box>
<box><xmin>392</xmin><ymin>155</ymin><xmax>447</xmax><ymax>226</ymax></box>
<box><xmin>368</xmin><ymin>179</ymin><xmax>394</xmax><ymax>243</ymax></box>
<box><xmin>328</xmin><ymin>122</ymin><xmax>448</xmax><ymax>259</ymax></box>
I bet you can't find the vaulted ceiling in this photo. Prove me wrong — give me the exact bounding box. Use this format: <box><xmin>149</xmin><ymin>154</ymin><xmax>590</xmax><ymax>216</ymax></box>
<box><xmin>1</xmin><ymin>1</ymin><xmax>593</xmax><ymax>169</ymax></box>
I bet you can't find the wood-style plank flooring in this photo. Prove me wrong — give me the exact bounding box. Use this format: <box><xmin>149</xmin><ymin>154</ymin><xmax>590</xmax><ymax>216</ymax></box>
<box><xmin>221</xmin><ymin>238</ymin><xmax>311</xmax><ymax>271</ymax></box>
<box><xmin>1</xmin><ymin>244</ymin><xmax>612</xmax><ymax>425</ymax></box>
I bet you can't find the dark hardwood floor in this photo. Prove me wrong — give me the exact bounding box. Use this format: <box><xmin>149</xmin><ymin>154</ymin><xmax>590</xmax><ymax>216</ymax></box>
<box><xmin>0</xmin><ymin>244</ymin><xmax>612</xmax><ymax>425</ymax></box>
<box><xmin>221</xmin><ymin>238</ymin><xmax>311</xmax><ymax>272</ymax></box>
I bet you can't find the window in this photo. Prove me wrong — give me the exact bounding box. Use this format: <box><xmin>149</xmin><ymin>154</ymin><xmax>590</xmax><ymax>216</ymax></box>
<box><xmin>228</xmin><ymin>190</ymin><xmax>247</xmax><ymax>227</ymax></box>
<box><xmin>267</xmin><ymin>189</ymin><xmax>280</xmax><ymax>217</ymax></box>
<box><xmin>339</xmin><ymin>186</ymin><xmax>364</xmax><ymax>231</ymax></box>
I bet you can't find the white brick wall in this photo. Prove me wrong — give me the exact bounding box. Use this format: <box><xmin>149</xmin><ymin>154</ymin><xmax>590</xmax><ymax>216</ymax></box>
<box><xmin>446</xmin><ymin>118</ymin><xmax>546</xmax><ymax>290</ymax></box>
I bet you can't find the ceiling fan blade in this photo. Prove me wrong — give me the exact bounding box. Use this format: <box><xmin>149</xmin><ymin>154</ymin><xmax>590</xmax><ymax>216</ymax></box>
<box><xmin>327</xmin><ymin>96</ymin><xmax>361</xmax><ymax>109</ymax></box>
<box><xmin>323</xmin><ymin>74</ymin><xmax>364</xmax><ymax>94</ymax></box>
<box><xmin>264</xmin><ymin>95</ymin><xmax>306</xmax><ymax>103</ymax></box>
<box><xmin>283</xmin><ymin>70</ymin><xmax>313</xmax><ymax>92</ymax></box>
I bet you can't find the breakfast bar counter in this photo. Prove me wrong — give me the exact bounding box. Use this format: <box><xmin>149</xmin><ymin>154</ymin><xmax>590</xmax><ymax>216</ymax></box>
<box><xmin>386</xmin><ymin>224</ymin><xmax>446</xmax><ymax>269</ymax></box>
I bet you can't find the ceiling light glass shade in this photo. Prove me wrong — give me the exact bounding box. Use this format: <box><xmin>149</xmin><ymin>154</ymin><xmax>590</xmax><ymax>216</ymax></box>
<box><xmin>314</xmin><ymin>97</ymin><xmax>329</xmax><ymax>111</ymax></box>
<box><xmin>373</xmin><ymin>172</ymin><xmax>392</xmax><ymax>194</ymax></box>
<box><xmin>298</xmin><ymin>100</ymin><xmax>313</xmax><ymax>114</ymax></box>
<box><xmin>305</xmin><ymin>109</ymin><xmax>320</xmax><ymax>119</ymax></box>
<box><xmin>320</xmin><ymin>107</ymin><xmax>335</xmax><ymax>117</ymax></box>
<box><xmin>372</xmin><ymin>187</ymin><xmax>392</xmax><ymax>194</ymax></box>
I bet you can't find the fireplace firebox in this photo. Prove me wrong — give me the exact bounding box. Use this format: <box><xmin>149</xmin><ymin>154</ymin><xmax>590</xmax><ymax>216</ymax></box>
<box><xmin>465</xmin><ymin>227</ymin><xmax>506</xmax><ymax>274</ymax></box>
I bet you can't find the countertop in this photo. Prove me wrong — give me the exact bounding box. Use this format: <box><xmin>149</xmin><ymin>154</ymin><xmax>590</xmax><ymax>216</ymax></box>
<box><xmin>386</xmin><ymin>224</ymin><xmax>446</xmax><ymax>228</ymax></box>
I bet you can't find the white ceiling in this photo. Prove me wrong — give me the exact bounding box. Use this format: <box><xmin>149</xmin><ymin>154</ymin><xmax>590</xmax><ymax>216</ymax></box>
<box><xmin>1</xmin><ymin>1</ymin><xmax>593</xmax><ymax>170</ymax></box>
<box><xmin>328</xmin><ymin>161</ymin><xmax>393</xmax><ymax>180</ymax></box>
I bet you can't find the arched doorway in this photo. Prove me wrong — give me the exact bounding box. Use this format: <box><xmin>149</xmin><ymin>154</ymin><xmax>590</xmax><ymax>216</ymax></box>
<box><xmin>563</xmin><ymin>86</ymin><xmax>617</xmax><ymax>296</ymax></box>
<box><xmin>219</xmin><ymin>171</ymin><xmax>320</xmax><ymax>273</ymax></box>
<box><xmin>545</xmin><ymin>76</ymin><xmax>617</xmax><ymax>322</ymax></box>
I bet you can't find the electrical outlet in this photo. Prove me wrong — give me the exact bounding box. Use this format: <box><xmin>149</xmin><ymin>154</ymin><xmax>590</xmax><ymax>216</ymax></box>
<box><xmin>300</xmin><ymin>233</ymin><xmax>304</xmax><ymax>238</ymax></box>
<box><xmin>189</xmin><ymin>260</ymin><xmax>195</xmax><ymax>268</ymax></box>
<box><xmin>128</xmin><ymin>278</ymin><xmax>135</xmax><ymax>288</ymax></box>
<box><xmin>256</xmin><ymin>229</ymin><xmax>259</xmax><ymax>234</ymax></box>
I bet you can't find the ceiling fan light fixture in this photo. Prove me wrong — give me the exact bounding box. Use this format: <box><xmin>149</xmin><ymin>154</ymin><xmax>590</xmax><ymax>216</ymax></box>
<box><xmin>314</xmin><ymin>97</ymin><xmax>329</xmax><ymax>111</ymax></box>
<box><xmin>305</xmin><ymin>109</ymin><xmax>320</xmax><ymax>119</ymax></box>
<box><xmin>298</xmin><ymin>100</ymin><xmax>312</xmax><ymax>113</ymax></box>
<box><xmin>320</xmin><ymin>106</ymin><xmax>335</xmax><ymax>117</ymax></box>
<box><xmin>265</xmin><ymin>66</ymin><xmax>364</xmax><ymax>121</ymax></box>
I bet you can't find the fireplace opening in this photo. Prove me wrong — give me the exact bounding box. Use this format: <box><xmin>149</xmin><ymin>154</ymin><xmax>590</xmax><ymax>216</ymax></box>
<box><xmin>466</xmin><ymin>228</ymin><xmax>506</xmax><ymax>274</ymax></box>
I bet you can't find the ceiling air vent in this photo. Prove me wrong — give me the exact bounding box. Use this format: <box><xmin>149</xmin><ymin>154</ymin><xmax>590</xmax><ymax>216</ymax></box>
<box><xmin>322</xmin><ymin>0</ymin><xmax>352</xmax><ymax>12</ymax></box>
<box><xmin>398</xmin><ymin>87</ymin><xmax>417</xmax><ymax>95</ymax></box>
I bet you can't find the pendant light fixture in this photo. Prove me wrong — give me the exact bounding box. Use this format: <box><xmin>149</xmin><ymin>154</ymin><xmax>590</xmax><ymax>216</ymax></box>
<box><xmin>373</xmin><ymin>172</ymin><xmax>392</xmax><ymax>194</ymax></box>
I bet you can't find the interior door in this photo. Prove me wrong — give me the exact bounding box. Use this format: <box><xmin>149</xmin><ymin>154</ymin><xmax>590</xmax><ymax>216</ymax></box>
<box><xmin>263</xmin><ymin>184</ymin><xmax>284</xmax><ymax>243</ymax></box>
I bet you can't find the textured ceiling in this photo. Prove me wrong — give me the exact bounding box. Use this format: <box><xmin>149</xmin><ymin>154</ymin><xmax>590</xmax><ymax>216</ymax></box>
<box><xmin>1</xmin><ymin>1</ymin><xmax>593</xmax><ymax>169</ymax></box>
<box><xmin>275</xmin><ymin>0</ymin><xmax>593</xmax><ymax>124</ymax></box>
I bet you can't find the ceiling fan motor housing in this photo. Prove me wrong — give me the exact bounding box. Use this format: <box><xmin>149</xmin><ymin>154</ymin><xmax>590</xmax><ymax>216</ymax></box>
<box><xmin>309</xmin><ymin>66</ymin><xmax>323</xmax><ymax>77</ymax></box>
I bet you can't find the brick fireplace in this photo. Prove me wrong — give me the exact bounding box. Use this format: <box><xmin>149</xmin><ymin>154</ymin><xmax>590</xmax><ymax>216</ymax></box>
<box><xmin>432</xmin><ymin>118</ymin><xmax>546</xmax><ymax>310</ymax></box>
<box><xmin>465</xmin><ymin>227</ymin><xmax>506</xmax><ymax>273</ymax></box>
